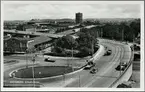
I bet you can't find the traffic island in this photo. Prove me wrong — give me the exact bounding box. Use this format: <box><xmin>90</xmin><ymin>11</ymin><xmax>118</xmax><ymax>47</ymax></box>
<box><xmin>10</xmin><ymin>66</ymin><xmax>80</xmax><ymax>79</ymax></box>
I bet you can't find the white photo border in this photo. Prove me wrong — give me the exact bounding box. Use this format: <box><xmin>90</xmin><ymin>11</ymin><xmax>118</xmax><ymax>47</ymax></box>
<box><xmin>1</xmin><ymin>1</ymin><xmax>144</xmax><ymax>91</ymax></box>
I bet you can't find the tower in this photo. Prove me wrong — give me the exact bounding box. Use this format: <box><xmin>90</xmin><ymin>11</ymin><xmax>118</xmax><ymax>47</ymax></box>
<box><xmin>75</xmin><ymin>12</ymin><xmax>83</xmax><ymax>24</ymax></box>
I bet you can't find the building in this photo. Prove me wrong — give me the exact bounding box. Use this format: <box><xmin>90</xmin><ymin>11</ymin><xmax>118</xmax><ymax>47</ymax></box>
<box><xmin>28</xmin><ymin>36</ymin><xmax>52</xmax><ymax>51</ymax></box>
<box><xmin>4</xmin><ymin>36</ymin><xmax>32</xmax><ymax>53</ymax></box>
<box><xmin>75</xmin><ymin>12</ymin><xmax>83</xmax><ymax>24</ymax></box>
<box><xmin>4</xmin><ymin>35</ymin><xmax>52</xmax><ymax>53</ymax></box>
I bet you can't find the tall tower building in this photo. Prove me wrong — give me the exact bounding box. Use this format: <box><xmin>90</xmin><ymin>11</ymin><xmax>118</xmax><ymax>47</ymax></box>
<box><xmin>75</xmin><ymin>12</ymin><xmax>83</xmax><ymax>24</ymax></box>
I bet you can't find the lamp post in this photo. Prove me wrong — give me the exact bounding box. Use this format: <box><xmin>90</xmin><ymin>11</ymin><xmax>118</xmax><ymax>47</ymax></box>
<box><xmin>79</xmin><ymin>74</ymin><xmax>81</xmax><ymax>87</ymax></box>
<box><xmin>63</xmin><ymin>68</ymin><xmax>65</xmax><ymax>84</ymax></box>
<box><xmin>32</xmin><ymin>55</ymin><xmax>35</xmax><ymax>87</ymax></box>
<box><xmin>71</xmin><ymin>47</ymin><xmax>74</xmax><ymax>72</ymax></box>
<box><xmin>26</xmin><ymin>49</ymin><xmax>28</xmax><ymax>68</ymax></box>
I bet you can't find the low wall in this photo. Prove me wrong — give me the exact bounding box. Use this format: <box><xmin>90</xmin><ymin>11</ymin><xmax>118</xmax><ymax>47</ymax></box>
<box><xmin>109</xmin><ymin>46</ymin><xmax>134</xmax><ymax>88</ymax></box>
<box><xmin>89</xmin><ymin>45</ymin><xmax>105</xmax><ymax>62</ymax></box>
<box><xmin>110</xmin><ymin>64</ymin><xmax>133</xmax><ymax>88</ymax></box>
<box><xmin>10</xmin><ymin>45</ymin><xmax>105</xmax><ymax>82</ymax></box>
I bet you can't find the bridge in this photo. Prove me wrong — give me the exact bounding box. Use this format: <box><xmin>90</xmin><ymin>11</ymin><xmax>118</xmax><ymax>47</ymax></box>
<box><xmin>4</xmin><ymin>29</ymin><xmax>63</xmax><ymax>38</ymax></box>
<box><xmin>4</xmin><ymin>25</ymin><xmax>99</xmax><ymax>38</ymax></box>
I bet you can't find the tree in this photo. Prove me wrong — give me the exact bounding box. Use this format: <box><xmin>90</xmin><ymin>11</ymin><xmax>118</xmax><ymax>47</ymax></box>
<box><xmin>51</xmin><ymin>35</ymin><xmax>78</xmax><ymax>56</ymax></box>
<box><xmin>52</xmin><ymin>35</ymin><xmax>78</xmax><ymax>49</ymax></box>
<box><xmin>77</xmin><ymin>29</ymin><xmax>97</xmax><ymax>49</ymax></box>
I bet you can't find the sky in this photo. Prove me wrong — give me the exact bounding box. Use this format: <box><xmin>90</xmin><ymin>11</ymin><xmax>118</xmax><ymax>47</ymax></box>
<box><xmin>2</xmin><ymin>1</ymin><xmax>141</xmax><ymax>20</ymax></box>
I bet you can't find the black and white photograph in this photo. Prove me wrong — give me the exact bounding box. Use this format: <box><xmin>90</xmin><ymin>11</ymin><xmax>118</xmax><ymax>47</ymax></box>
<box><xmin>1</xmin><ymin>0</ymin><xmax>144</xmax><ymax>91</ymax></box>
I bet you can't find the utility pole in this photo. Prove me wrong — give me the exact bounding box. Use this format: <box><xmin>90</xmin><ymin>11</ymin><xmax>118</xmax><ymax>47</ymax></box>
<box><xmin>119</xmin><ymin>26</ymin><xmax>125</xmax><ymax>76</ymax></box>
<box><xmin>79</xmin><ymin>74</ymin><xmax>81</xmax><ymax>87</ymax></box>
<box><xmin>32</xmin><ymin>55</ymin><xmax>35</xmax><ymax>87</ymax></box>
<box><xmin>26</xmin><ymin>49</ymin><xmax>28</xmax><ymax>68</ymax></box>
<box><xmin>120</xmin><ymin>58</ymin><xmax>121</xmax><ymax>76</ymax></box>
<box><xmin>133</xmin><ymin>33</ymin><xmax>134</xmax><ymax>58</ymax></box>
<box><xmin>101</xmin><ymin>28</ymin><xmax>102</xmax><ymax>38</ymax></box>
<box><xmin>91</xmin><ymin>40</ymin><xmax>94</xmax><ymax>58</ymax></box>
<box><xmin>63</xmin><ymin>68</ymin><xmax>65</xmax><ymax>84</ymax></box>
<box><xmin>122</xmin><ymin>27</ymin><xmax>124</xmax><ymax>41</ymax></box>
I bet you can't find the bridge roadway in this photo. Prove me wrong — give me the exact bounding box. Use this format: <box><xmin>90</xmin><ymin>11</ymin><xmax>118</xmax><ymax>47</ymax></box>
<box><xmin>4</xmin><ymin>29</ymin><xmax>63</xmax><ymax>38</ymax></box>
<box><xmin>4</xmin><ymin>25</ymin><xmax>97</xmax><ymax>38</ymax></box>
<box><xmin>3</xmin><ymin>39</ymin><xmax>131</xmax><ymax>87</ymax></box>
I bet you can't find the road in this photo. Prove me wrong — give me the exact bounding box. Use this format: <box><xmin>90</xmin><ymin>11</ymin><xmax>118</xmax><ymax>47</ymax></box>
<box><xmin>3</xmin><ymin>39</ymin><xmax>132</xmax><ymax>87</ymax></box>
<box><xmin>4</xmin><ymin>25</ymin><xmax>97</xmax><ymax>38</ymax></box>
<box><xmin>4</xmin><ymin>29</ymin><xmax>63</xmax><ymax>38</ymax></box>
<box><xmin>63</xmin><ymin>39</ymin><xmax>131</xmax><ymax>87</ymax></box>
<box><xmin>56</xmin><ymin>25</ymin><xmax>97</xmax><ymax>35</ymax></box>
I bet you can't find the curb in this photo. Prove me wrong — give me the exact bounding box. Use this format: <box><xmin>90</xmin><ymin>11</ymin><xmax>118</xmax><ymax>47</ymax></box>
<box><xmin>9</xmin><ymin>44</ymin><xmax>105</xmax><ymax>81</ymax></box>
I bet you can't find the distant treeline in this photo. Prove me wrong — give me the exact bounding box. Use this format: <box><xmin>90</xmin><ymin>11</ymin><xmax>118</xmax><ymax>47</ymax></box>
<box><xmin>101</xmin><ymin>19</ymin><xmax>140</xmax><ymax>42</ymax></box>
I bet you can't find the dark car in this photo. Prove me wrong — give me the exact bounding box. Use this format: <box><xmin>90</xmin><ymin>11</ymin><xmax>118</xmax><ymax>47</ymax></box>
<box><xmin>84</xmin><ymin>60</ymin><xmax>96</xmax><ymax>70</ymax></box>
<box><xmin>117</xmin><ymin>83</ymin><xmax>132</xmax><ymax>88</ymax></box>
<box><xmin>84</xmin><ymin>63</ymin><xmax>95</xmax><ymax>70</ymax></box>
<box><xmin>104</xmin><ymin>50</ymin><xmax>112</xmax><ymax>56</ymax></box>
<box><xmin>121</xmin><ymin>62</ymin><xmax>128</xmax><ymax>67</ymax></box>
<box><xmin>115</xmin><ymin>62</ymin><xmax>127</xmax><ymax>71</ymax></box>
<box><xmin>84</xmin><ymin>65</ymin><xmax>93</xmax><ymax>70</ymax></box>
<box><xmin>44</xmin><ymin>58</ymin><xmax>55</xmax><ymax>62</ymax></box>
<box><xmin>90</xmin><ymin>68</ymin><xmax>98</xmax><ymax>74</ymax></box>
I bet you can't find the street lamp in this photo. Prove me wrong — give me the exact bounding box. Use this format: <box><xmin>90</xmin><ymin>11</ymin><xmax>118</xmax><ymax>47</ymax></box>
<box><xmin>32</xmin><ymin>55</ymin><xmax>36</xmax><ymax>87</ymax></box>
<box><xmin>71</xmin><ymin>47</ymin><xmax>74</xmax><ymax>72</ymax></box>
<box><xmin>26</xmin><ymin>49</ymin><xmax>28</xmax><ymax>68</ymax></box>
<box><xmin>119</xmin><ymin>26</ymin><xmax>125</xmax><ymax>76</ymax></box>
<box><xmin>79</xmin><ymin>74</ymin><xmax>81</xmax><ymax>87</ymax></box>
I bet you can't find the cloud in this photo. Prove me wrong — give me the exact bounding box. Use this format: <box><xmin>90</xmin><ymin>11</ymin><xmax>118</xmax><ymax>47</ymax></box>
<box><xmin>3</xmin><ymin>2</ymin><xmax>140</xmax><ymax>20</ymax></box>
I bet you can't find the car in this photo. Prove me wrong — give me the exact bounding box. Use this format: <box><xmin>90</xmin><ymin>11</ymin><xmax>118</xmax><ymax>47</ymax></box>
<box><xmin>104</xmin><ymin>50</ymin><xmax>112</xmax><ymax>56</ymax></box>
<box><xmin>121</xmin><ymin>62</ymin><xmax>128</xmax><ymax>67</ymax></box>
<box><xmin>117</xmin><ymin>82</ymin><xmax>132</xmax><ymax>88</ymax></box>
<box><xmin>84</xmin><ymin>65</ymin><xmax>93</xmax><ymax>70</ymax></box>
<box><xmin>115</xmin><ymin>64</ymin><xmax>127</xmax><ymax>71</ymax></box>
<box><xmin>90</xmin><ymin>68</ymin><xmax>98</xmax><ymax>74</ymax></box>
<box><xmin>84</xmin><ymin>62</ymin><xmax>95</xmax><ymax>70</ymax></box>
<box><xmin>44</xmin><ymin>58</ymin><xmax>55</xmax><ymax>62</ymax></box>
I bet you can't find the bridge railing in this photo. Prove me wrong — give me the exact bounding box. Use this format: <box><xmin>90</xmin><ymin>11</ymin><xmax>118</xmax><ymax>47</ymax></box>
<box><xmin>109</xmin><ymin>46</ymin><xmax>134</xmax><ymax>88</ymax></box>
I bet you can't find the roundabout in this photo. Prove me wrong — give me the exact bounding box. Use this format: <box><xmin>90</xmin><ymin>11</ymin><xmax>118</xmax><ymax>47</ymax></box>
<box><xmin>10</xmin><ymin>66</ymin><xmax>79</xmax><ymax>79</ymax></box>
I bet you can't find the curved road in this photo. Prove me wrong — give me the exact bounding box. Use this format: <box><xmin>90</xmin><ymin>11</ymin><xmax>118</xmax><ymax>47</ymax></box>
<box><xmin>3</xmin><ymin>39</ymin><xmax>131</xmax><ymax>87</ymax></box>
<box><xmin>63</xmin><ymin>39</ymin><xmax>131</xmax><ymax>87</ymax></box>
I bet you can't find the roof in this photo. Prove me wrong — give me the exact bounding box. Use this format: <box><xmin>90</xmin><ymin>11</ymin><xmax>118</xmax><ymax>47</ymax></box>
<box><xmin>28</xmin><ymin>36</ymin><xmax>52</xmax><ymax>47</ymax></box>
<box><xmin>4</xmin><ymin>36</ymin><xmax>32</xmax><ymax>43</ymax></box>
